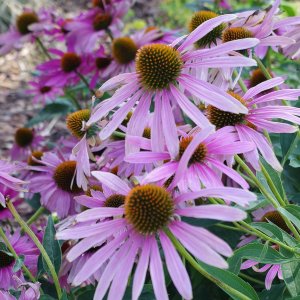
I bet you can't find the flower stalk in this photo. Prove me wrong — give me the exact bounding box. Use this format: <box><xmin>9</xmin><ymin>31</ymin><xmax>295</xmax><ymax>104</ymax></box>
<box><xmin>6</xmin><ymin>200</ymin><xmax>62</xmax><ymax>299</ymax></box>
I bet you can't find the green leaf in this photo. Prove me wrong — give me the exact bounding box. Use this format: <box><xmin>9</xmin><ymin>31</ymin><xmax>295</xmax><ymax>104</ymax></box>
<box><xmin>281</xmin><ymin>132</ymin><xmax>298</xmax><ymax>165</ymax></box>
<box><xmin>197</xmin><ymin>261</ymin><xmax>259</xmax><ymax>300</ymax></box>
<box><xmin>61</xmin><ymin>290</ymin><xmax>69</xmax><ymax>300</ymax></box>
<box><xmin>281</xmin><ymin>259</ymin><xmax>300</xmax><ymax>297</ymax></box>
<box><xmin>26</xmin><ymin>99</ymin><xmax>72</xmax><ymax>127</ymax></box>
<box><xmin>13</xmin><ymin>255</ymin><xmax>24</xmax><ymax>273</ymax></box>
<box><xmin>39</xmin><ymin>295</ymin><xmax>57</xmax><ymax>300</ymax></box>
<box><xmin>278</xmin><ymin>205</ymin><xmax>300</xmax><ymax>231</ymax></box>
<box><xmin>251</xmin><ymin>222</ymin><xmax>297</xmax><ymax>246</ymax></box>
<box><xmin>228</xmin><ymin>242</ymin><xmax>292</xmax><ymax>274</ymax></box>
<box><xmin>258</xmin><ymin>283</ymin><xmax>286</xmax><ymax>300</ymax></box>
<box><xmin>260</xmin><ymin>157</ymin><xmax>285</xmax><ymax>199</ymax></box>
<box><xmin>42</xmin><ymin>216</ymin><xmax>62</xmax><ymax>275</ymax></box>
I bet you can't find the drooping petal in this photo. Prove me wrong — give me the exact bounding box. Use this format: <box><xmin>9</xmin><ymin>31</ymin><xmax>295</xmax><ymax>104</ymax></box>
<box><xmin>132</xmin><ymin>237</ymin><xmax>151</xmax><ymax>300</ymax></box>
<box><xmin>149</xmin><ymin>237</ymin><xmax>168</xmax><ymax>300</ymax></box>
<box><xmin>160</xmin><ymin>231</ymin><xmax>193</xmax><ymax>300</ymax></box>
<box><xmin>91</xmin><ymin>171</ymin><xmax>131</xmax><ymax>195</ymax></box>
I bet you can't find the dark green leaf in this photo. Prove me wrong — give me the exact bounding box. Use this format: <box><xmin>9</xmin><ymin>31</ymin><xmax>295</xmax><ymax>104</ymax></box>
<box><xmin>258</xmin><ymin>283</ymin><xmax>286</xmax><ymax>300</ymax></box>
<box><xmin>61</xmin><ymin>290</ymin><xmax>69</xmax><ymax>300</ymax></box>
<box><xmin>39</xmin><ymin>295</ymin><xmax>57</xmax><ymax>300</ymax></box>
<box><xmin>260</xmin><ymin>157</ymin><xmax>285</xmax><ymax>200</ymax></box>
<box><xmin>26</xmin><ymin>99</ymin><xmax>72</xmax><ymax>127</ymax></box>
<box><xmin>197</xmin><ymin>260</ymin><xmax>259</xmax><ymax>300</ymax></box>
<box><xmin>282</xmin><ymin>259</ymin><xmax>300</xmax><ymax>297</ymax></box>
<box><xmin>42</xmin><ymin>216</ymin><xmax>62</xmax><ymax>275</ymax></box>
<box><xmin>280</xmin><ymin>132</ymin><xmax>298</xmax><ymax>164</ymax></box>
<box><xmin>278</xmin><ymin>205</ymin><xmax>300</xmax><ymax>230</ymax></box>
<box><xmin>13</xmin><ymin>255</ymin><xmax>24</xmax><ymax>272</ymax></box>
<box><xmin>251</xmin><ymin>222</ymin><xmax>297</xmax><ymax>246</ymax></box>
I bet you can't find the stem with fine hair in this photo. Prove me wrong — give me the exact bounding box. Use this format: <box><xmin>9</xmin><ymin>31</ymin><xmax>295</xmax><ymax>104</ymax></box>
<box><xmin>6</xmin><ymin>200</ymin><xmax>62</xmax><ymax>299</ymax></box>
<box><xmin>27</xmin><ymin>206</ymin><xmax>46</xmax><ymax>225</ymax></box>
<box><xmin>36</xmin><ymin>37</ymin><xmax>52</xmax><ymax>59</ymax></box>
<box><xmin>0</xmin><ymin>227</ymin><xmax>36</xmax><ymax>283</ymax></box>
<box><xmin>164</xmin><ymin>228</ymin><xmax>252</xmax><ymax>300</ymax></box>
<box><xmin>76</xmin><ymin>71</ymin><xmax>95</xmax><ymax>95</ymax></box>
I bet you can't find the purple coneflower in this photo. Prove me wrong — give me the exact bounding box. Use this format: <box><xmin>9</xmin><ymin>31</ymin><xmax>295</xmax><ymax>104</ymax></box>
<box><xmin>273</xmin><ymin>16</ymin><xmax>300</xmax><ymax>60</ymax></box>
<box><xmin>0</xmin><ymin>160</ymin><xmax>25</xmax><ymax>207</ymax></box>
<box><xmin>56</xmin><ymin>171</ymin><xmax>256</xmax><ymax>300</ymax></box>
<box><xmin>65</xmin><ymin>0</ymin><xmax>131</xmax><ymax>53</ymax></box>
<box><xmin>26</xmin><ymin>77</ymin><xmax>63</xmax><ymax>104</ymax></box>
<box><xmin>223</xmin><ymin>0</ymin><xmax>295</xmax><ymax>58</ymax></box>
<box><xmin>37</xmin><ymin>48</ymin><xmax>90</xmax><ymax>88</ymax></box>
<box><xmin>87</xmin><ymin>14</ymin><xmax>259</xmax><ymax>159</ymax></box>
<box><xmin>0</xmin><ymin>230</ymin><xmax>39</xmax><ymax>289</ymax></box>
<box><xmin>205</xmin><ymin>77</ymin><xmax>300</xmax><ymax>171</ymax></box>
<box><xmin>126</xmin><ymin>126</ymin><xmax>254</xmax><ymax>191</ymax></box>
<box><xmin>29</xmin><ymin>152</ymin><xmax>82</xmax><ymax>217</ymax></box>
<box><xmin>0</xmin><ymin>9</ymin><xmax>50</xmax><ymax>55</ymax></box>
<box><xmin>11</xmin><ymin>127</ymin><xmax>43</xmax><ymax>161</ymax></box>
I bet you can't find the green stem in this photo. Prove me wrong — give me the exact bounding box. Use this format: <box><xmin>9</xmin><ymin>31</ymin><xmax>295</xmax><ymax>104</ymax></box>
<box><xmin>260</xmin><ymin>164</ymin><xmax>286</xmax><ymax>206</ymax></box>
<box><xmin>64</xmin><ymin>89</ymin><xmax>81</xmax><ymax>110</ymax></box>
<box><xmin>112</xmin><ymin>131</ymin><xmax>126</xmax><ymax>139</ymax></box>
<box><xmin>76</xmin><ymin>71</ymin><xmax>95</xmax><ymax>95</ymax></box>
<box><xmin>235</xmin><ymin>155</ymin><xmax>278</xmax><ymax>208</ymax></box>
<box><xmin>233</xmin><ymin>69</ymin><xmax>248</xmax><ymax>93</ymax></box>
<box><xmin>235</xmin><ymin>155</ymin><xmax>300</xmax><ymax>241</ymax></box>
<box><xmin>216</xmin><ymin>223</ymin><xmax>244</xmax><ymax>232</ymax></box>
<box><xmin>239</xmin><ymin>273</ymin><xmax>265</xmax><ymax>285</ymax></box>
<box><xmin>0</xmin><ymin>227</ymin><xmax>36</xmax><ymax>282</ymax></box>
<box><xmin>237</xmin><ymin>221</ymin><xmax>299</xmax><ymax>254</ymax></box>
<box><xmin>7</xmin><ymin>200</ymin><xmax>62</xmax><ymax>299</ymax></box>
<box><xmin>164</xmin><ymin>228</ymin><xmax>252</xmax><ymax>300</ymax></box>
<box><xmin>253</xmin><ymin>54</ymin><xmax>288</xmax><ymax>106</ymax></box>
<box><xmin>36</xmin><ymin>37</ymin><xmax>51</xmax><ymax>60</ymax></box>
<box><xmin>27</xmin><ymin>206</ymin><xmax>46</xmax><ymax>226</ymax></box>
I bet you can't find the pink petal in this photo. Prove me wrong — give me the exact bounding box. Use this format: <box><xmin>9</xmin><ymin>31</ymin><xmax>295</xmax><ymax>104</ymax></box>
<box><xmin>176</xmin><ymin>205</ymin><xmax>247</xmax><ymax>221</ymax></box>
<box><xmin>160</xmin><ymin>231</ymin><xmax>193</xmax><ymax>300</ymax></box>
<box><xmin>91</xmin><ymin>171</ymin><xmax>131</xmax><ymax>195</ymax></box>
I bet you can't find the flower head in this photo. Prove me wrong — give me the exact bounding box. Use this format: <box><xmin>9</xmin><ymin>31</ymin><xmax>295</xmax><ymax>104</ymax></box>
<box><xmin>87</xmin><ymin>15</ymin><xmax>258</xmax><ymax>160</ymax></box>
<box><xmin>57</xmin><ymin>171</ymin><xmax>255</xmax><ymax>300</ymax></box>
<box><xmin>29</xmin><ymin>152</ymin><xmax>82</xmax><ymax>217</ymax></box>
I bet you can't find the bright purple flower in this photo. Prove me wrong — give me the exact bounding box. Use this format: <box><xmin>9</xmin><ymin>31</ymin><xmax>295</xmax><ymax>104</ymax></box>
<box><xmin>0</xmin><ymin>230</ymin><xmax>39</xmax><ymax>289</ymax></box>
<box><xmin>65</xmin><ymin>0</ymin><xmax>131</xmax><ymax>53</ymax></box>
<box><xmin>26</xmin><ymin>77</ymin><xmax>63</xmax><ymax>104</ymax></box>
<box><xmin>219</xmin><ymin>0</ymin><xmax>232</xmax><ymax>10</ymax></box>
<box><xmin>57</xmin><ymin>171</ymin><xmax>255</xmax><ymax>300</ymax></box>
<box><xmin>0</xmin><ymin>9</ymin><xmax>52</xmax><ymax>55</ymax></box>
<box><xmin>225</xmin><ymin>0</ymin><xmax>295</xmax><ymax>58</ymax></box>
<box><xmin>273</xmin><ymin>16</ymin><xmax>300</xmax><ymax>59</ymax></box>
<box><xmin>126</xmin><ymin>126</ymin><xmax>254</xmax><ymax>192</ymax></box>
<box><xmin>0</xmin><ymin>160</ymin><xmax>25</xmax><ymax>207</ymax></box>
<box><xmin>87</xmin><ymin>14</ymin><xmax>258</xmax><ymax>159</ymax></box>
<box><xmin>11</xmin><ymin>127</ymin><xmax>44</xmax><ymax>161</ymax></box>
<box><xmin>0</xmin><ymin>186</ymin><xmax>22</xmax><ymax>220</ymax></box>
<box><xmin>206</xmin><ymin>77</ymin><xmax>300</xmax><ymax>171</ymax></box>
<box><xmin>37</xmin><ymin>48</ymin><xmax>90</xmax><ymax>88</ymax></box>
<box><xmin>29</xmin><ymin>152</ymin><xmax>82</xmax><ymax>218</ymax></box>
